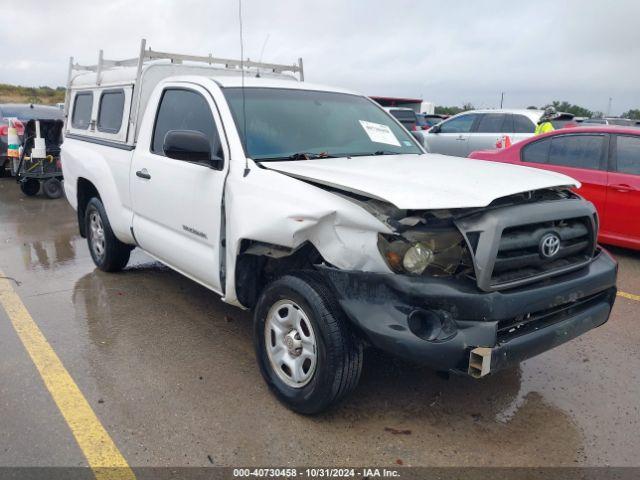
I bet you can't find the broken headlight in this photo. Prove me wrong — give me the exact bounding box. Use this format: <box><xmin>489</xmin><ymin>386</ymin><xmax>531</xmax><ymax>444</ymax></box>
<box><xmin>378</xmin><ymin>228</ymin><xmax>470</xmax><ymax>276</ymax></box>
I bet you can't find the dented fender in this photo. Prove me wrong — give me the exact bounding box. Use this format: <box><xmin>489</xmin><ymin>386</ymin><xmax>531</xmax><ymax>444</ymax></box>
<box><xmin>222</xmin><ymin>162</ymin><xmax>393</xmax><ymax>305</ymax></box>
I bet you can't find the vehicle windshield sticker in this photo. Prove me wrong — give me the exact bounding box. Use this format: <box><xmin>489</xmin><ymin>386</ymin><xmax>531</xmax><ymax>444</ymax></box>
<box><xmin>359</xmin><ymin>120</ymin><xmax>401</xmax><ymax>147</ymax></box>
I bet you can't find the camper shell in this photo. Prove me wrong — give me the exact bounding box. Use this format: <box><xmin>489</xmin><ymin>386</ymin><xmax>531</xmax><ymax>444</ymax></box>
<box><xmin>64</xmin><ymin>39</ymin><xmax>304</xmax><ymax>146</ymax></box>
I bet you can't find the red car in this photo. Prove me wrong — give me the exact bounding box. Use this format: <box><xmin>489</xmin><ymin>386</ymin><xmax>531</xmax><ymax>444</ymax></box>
<box><xmin>469</xmin><ymin>126</ymin><xmax>640</xmax><ymax>250</ymax></box>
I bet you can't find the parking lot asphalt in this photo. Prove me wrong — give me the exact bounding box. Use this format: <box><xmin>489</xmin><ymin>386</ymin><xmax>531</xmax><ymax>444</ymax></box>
<box><xmin>1</xmin><ymin>177</ymin><xmax>639</xmax><ymax>469</ymax></box>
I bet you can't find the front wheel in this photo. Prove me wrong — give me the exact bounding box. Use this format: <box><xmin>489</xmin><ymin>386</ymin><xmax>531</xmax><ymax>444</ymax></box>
<box><xmin>254</xmin><ymin>273</ymin><xmax>363</xmax><ymax>414</ymax></box>
<box><xmin>85</xmin><ymin>197</ymin><xmax>132</xmax><ymax>272</ymax></box>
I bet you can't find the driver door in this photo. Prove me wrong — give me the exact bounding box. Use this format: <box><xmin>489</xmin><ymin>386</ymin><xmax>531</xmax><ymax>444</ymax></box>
<box><xmin>131</xmin><ymin>83</ymin><xmax>228</xmax><ymax>293</ymax></box>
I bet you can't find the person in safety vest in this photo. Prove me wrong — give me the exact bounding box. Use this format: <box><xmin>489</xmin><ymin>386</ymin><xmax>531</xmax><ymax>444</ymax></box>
<box><xmin>535</xmin><ymin>107</ymin><xmax>558</xmax><ymax>135</ymax></box>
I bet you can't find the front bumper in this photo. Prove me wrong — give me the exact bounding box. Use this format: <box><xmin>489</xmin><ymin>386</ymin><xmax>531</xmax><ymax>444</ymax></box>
<box><xmin>319</xmin><ymin>250</ymin><xmax>617</xmax><ymax>374</ymax></box>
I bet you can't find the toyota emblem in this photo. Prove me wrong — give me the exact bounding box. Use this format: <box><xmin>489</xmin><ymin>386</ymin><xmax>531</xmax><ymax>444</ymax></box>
<box><xmin>539</xmin><ymin>232</ymin><xmax>561</xmax><ymax>259</ymax></box>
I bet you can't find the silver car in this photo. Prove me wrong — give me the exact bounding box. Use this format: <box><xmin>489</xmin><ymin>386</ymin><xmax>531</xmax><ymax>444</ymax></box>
<box><xmin>422</xmin><ymin>109</ymin><xmax>545</xmax><ymax>156</ymax></box>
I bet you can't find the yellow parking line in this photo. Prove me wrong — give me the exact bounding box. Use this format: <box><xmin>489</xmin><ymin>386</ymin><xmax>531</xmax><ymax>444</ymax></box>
<box><xmin>0</xmin><ymin>272</ymin><xmax>135</xmax><ymax>480</ymax></box>
<box><xmin>618</xmin><ymin>291</ymin><xmax>640</xmax><ymax>302</ymax></box>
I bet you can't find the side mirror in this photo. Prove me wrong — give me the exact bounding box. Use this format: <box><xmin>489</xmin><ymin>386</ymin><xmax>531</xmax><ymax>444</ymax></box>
<box><xmin>410</xmin><ymin>130</ymin><xmax>424</xmax><ymax>146</ymax></box>
<box><xmin>429</xmin><ymin>124</ymin><xmax>441</xmax><ymax>134</ymax></box>
<box><xmin>163</xmin><ymin>130</ymin><xmax>222</xmax><ymax>168</ymax></box>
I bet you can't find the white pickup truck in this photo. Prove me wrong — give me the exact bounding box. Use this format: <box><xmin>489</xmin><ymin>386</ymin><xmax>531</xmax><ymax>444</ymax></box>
<box><xmin>62</xmin><ymin>43</ymin><xmax>617</xmax><ymax>414</ymax></box>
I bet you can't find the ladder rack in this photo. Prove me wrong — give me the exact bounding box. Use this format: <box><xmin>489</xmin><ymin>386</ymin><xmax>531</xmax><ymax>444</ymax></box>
<box><xmin>64</xmin><ymin>38</ymin><xmax>304</xmax><ymax>123</ymax></box>
<box><xmin>67</xmin><ymin>38</ymin><xmax>304</xmax><ymax>83</ymax></box>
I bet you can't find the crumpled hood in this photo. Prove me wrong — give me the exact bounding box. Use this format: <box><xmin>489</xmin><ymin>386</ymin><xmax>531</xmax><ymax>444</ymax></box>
<box><xmin>261</xmin><ymin>153</ymin><xmax>580</xmax><ymax>209</ymax></box>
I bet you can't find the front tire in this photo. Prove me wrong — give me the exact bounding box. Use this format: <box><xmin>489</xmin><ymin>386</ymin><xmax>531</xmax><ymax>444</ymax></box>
<box><xmin>85</xmin><ymin>197</ymin><xmax>132</xmax><ymax>272</ymax></box>
<box><xmin>254</xmin><ymin>273</ymin><xmax>363</xmax><ymax>414</ymax></box>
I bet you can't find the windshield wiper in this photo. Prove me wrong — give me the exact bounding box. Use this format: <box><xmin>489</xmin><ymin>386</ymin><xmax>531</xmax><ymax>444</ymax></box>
<box><xmin>346</xmin><ymin>150</ymin><xmax>400</xmax><ymax>157</ymax></box>
<box><xmin>288</xmin><ymin>152</ymin><xmax>334</xmax><ymax>160</ymax></box>
<box><xmin>373</xmin><ymin>150</ymin><xmax>399</xmax><ymax>155</ymax></box>
<box><xmin>257</xmin><ymin>152</ymin><xmax>335</xmax><ymax>162</ymax></box>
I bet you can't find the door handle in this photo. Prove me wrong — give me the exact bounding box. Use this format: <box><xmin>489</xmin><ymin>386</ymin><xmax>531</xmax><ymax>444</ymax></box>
<box><xmin>611</xmin><ymin>183</ymin><xmax>636</xmax><ymax>193</ymax></box>
<box><xmin>456</xmin><ymin>135</ymin><xmax>466</xmax><ymax>141</ymax></box>
<box><xmin>136</xmin><ymin>168</ymin><xmax>151</xmax><ymax>180</ymax></box>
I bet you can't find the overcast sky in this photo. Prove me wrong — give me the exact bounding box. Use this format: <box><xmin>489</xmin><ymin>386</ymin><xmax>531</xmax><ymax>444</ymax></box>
<box><xmin>2</xmin><ymin>0</ymin><xmax>639</xmax><ymax>114</ymax></box>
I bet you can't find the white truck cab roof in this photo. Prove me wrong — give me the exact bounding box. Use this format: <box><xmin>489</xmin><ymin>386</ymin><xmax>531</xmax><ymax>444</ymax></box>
<box><xmin>210</xmin><ymin>76</ymin><xmax>357</xmax><ymax>96</ymax></box>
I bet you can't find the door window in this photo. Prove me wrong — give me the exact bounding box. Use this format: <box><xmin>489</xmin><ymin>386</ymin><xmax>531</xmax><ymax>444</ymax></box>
<box><xmin>97</xmin><ymin>90</ymin><xmax>125</xmax><ymax>133</ymax></box>
<box><xmin>439</xmin><ymin>114</ymin><xmax>477</xmax><ymax>133</ymax></box>
<box><xmin>615</xmin><ymin>135</ymin><xmax>640</xmax><ymax>175</ymax></box>
<box><xmin>547</xmin><ymin>135</ymin><xmax>604</xmax><ymax>170</ymax></box>
<box><xmin>513</xmin><ymin>114</ymin><xmax>535</xmax><ymax>133</ymax></box>
<box><xmin>475</xmin><ymin>114</ymin><xmax>508</xmax><ymax>133</ymax></box>
<box><xmin>521</xmin><ymin>137</ymin><xmax>551</xmax><ymax>164</ymax></box>
<box><xmin>151</xmin><ymin>88</ymin><xmax>222</xmax><ymax>159</ymax></box>
<box><xmin>71</xmin><ymin>92</ymin><xmax>93</xmax><ymax>130</ymax></box>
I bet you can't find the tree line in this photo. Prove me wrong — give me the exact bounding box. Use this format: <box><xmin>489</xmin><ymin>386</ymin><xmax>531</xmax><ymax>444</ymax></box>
<box><xmin>0</xmin><ymin>84</ymin><xmax>65</xmax><ymax>105</ymax></box>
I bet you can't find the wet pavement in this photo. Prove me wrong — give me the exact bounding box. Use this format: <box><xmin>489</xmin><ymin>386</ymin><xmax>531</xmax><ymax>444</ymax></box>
<box><xmin>0</xmin><ymin>177</ymin><xmax>639</xmax><ymax>468</ymax></box>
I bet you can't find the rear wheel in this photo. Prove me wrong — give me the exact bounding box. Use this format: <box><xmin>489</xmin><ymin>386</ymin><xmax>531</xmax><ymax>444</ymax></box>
<box><xmin>43</xmin><ymin>178</ymin><xmax>63</xmax><ymax>199</ymax></box>
<box><xmin>85</xmin><ymin>197</ymin><xmax>132</xmax><ymax>272</ymax></box>
<box><xmin>254</xmin><ymin>272</ymin><xmax>363</xmax><ymax>414</ymax></box>
<box><xmin>20</xmin><ymin>178</ymin><xmax>40</xmax><ymax>196</ymax></box>
<box><xmin>0</xmin><ymin>160</ymin><xmax>7</xmax><ymax>178</ymax></box>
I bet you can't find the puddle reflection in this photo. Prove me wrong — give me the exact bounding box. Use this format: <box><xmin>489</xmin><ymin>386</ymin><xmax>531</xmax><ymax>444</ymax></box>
<box><xmin>20</xmin><ymin>236</ymin><xmax>78</xmax><ymax>270</ymax></box>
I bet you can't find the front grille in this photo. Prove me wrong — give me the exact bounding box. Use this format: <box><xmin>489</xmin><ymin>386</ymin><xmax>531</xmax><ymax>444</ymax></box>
<box><xmin>455</xmin><ymin>197</ymin><xmax>599</xmax><ymax>292</ymax></box>
<box><xmin>496</xmin><ymin>289</ymin><xmax>613</xmax><ymax>343</ymax></box>
<box><xmin>490</xmin><ymin>217</ymin><xmax>594</xmax><ymax>287</ymax></box>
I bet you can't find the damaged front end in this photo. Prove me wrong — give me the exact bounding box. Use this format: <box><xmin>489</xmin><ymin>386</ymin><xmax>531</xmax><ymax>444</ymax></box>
<box><xmin>377</xmin><ymin>213</ymin><xmax>473</xmax><ymax>278</ymax></box>
<box><xmin>329</xmin><ymin>190</ymin><xmax>478</xmax><ymax>279</ymax></box>
<box><xmin>317</xmin><ymin>188</ymin><xmax>618</xmax><ymax>377</ymax></box>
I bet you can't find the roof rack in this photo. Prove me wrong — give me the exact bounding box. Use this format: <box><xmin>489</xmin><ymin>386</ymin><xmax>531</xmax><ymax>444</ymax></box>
<box><xmin>64</xmin><ymin>38</ymin><xmax>304</xmax><ymax>120</ymax></box>
<box><xmin>67</xmin><ymin>38</ymin><xmax>303</xmax><ymax>84</ymax></box>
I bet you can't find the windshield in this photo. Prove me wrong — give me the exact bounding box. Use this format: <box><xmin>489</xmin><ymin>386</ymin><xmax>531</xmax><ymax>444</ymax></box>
<box><xmin>223</xmin><ymin>88</ymin><xmax>422</xmax><ymax>161</ymax></box>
